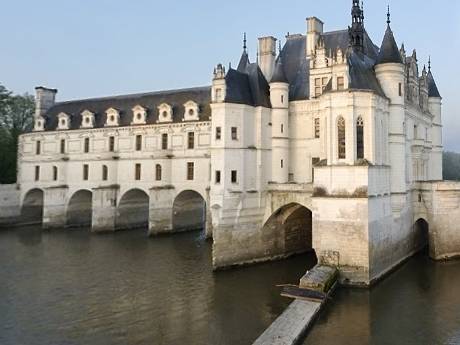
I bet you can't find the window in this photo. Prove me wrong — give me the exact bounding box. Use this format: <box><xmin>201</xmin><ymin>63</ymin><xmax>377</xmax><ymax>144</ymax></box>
<box><xmin>35</xmin><ymin>166</ymin><xmax>40</xmax><ymax>181</ymax></box>
<box><xmin>281</xmin><ymin>95</ymin><xmax>284</xmax><ymax>104</ymax></box>
<box><xmin>155</xmin><ymin>164</ymin><xmax>162</xmax><ymax>181</ymax></box>
<box><xmin>231</xmin><ymin>127</ymin><xmax>238</xmax><ymax>140</ymax></box>
<box><xmin>216</xmin><ymin>127</ymin><xmax>222</xmax><ymax>140</ymax></box>
<box><xmin>399</xmin><ymin>83</ymin><xmax>402</xmax><ymax>97</ymax></box>
<box><xmin>315</xmin><ymin>77</ymin><xmax>329</xmax><ymax>97</ymax></box>
<box><xmin>83</xmin><ymin>164</ymin><xmax>89</xmax><ymax>181</ymax></box>
<box><xmin>281</xmin><ymin>124</ymin><xmax>284</xmax><ymax>133</ymax></box>
<box><xmin>215</xmin><ymin>88</ymin><xmax>222</xmax><ymax>102</ymax></box>
<box><xmin>84</xmin><ymin>138</ymin><xmax>90</xmax><ymax>153</ymax></box>
<box><xmin>102</xmin><ymin>165</ymin><xmax>108</xmax><ymax>181</ymax></box>
<box><xmin>36</xmin><ymin>141</ymin><xmax>41</xmax><ymax>155</ymax></box>
<box><xmin>312</xmin><ymin>157</ymin><xmax>320</xmax><ymax>182</ymax></box>
<box><xmin>215</xmin><ymin>170</ymin><xmax>221</xmax><ymax>184</ymax></box>
<box><xmin>231</xmin><ymin>170</ymin><xmax>238</xmax><ymax>183</ymax></box>
<box><xmin>53</xmin><ymin>166</ymin><xmax>58</xmax><ymax>181</ymax></box>
<box><xmin>135</xmin><ymin>135</ymin><xmax>142</xmax><ymax>151</ymax></box>
<box><xmin>414</xmin><ymin>125</ymin><xmax>418</xmax><ymax>139</ymax></box>
<box><xmin>59</xmin><ymin>139</ymin><xmax>65</xmax><ymax>154</ymax></box>
<box><xmin>314</xmin><ymin>118</ymin><xmax>320</xmax><ymax>138</ymax></box>
<box><xmin>337</xmin><ymin>77</ymin><xmax>345</xmax><ymax>90</ymax></box>
<box><xmin>162</xmin><ymin>133</ymin><xmax>168</xmax><ymax>150</ymax></box>
<box><xmin>109</xmin><ymin>136</ymin><xmax>115</xmax><ymax>152</ymax></box>
<box><xmin>357</xmin><ymin>116</ymin><xmax>364</xmax><ymax>160</ymax></box>
<box><xmin>188</xmin><ymin>132</ymin><xmax>195</xmax><ymax>149</ymax></box>
<box><xmin>187</xmin><ymin>162</ymin><xmax>194</xmax><ymax>180</ymax></box>
<box><xmin>338</xmin><ymin>116</ymin><xmax>346</xmax><ymax>159</ymax></box>
<box><xmin>135</xmin><ymin>163</ymin><xmax>141</xmax><ymax>181</ymax></box>
<box><xmin>281</xmin><ymin>159</ymin><xmax>284</xmax><ymax>168</ymax></box>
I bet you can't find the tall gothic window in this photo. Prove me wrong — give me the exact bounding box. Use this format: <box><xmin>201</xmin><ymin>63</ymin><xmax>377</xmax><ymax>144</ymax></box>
<box><xmin>155</xmin><ymin>164</ymin><xmax>162</xmax><ymax>181</ymax></box>
<box><xmin>337</xmin><ymin>116</ymin><xmax>346</xmax><ymax>159</ymax></box>
<box><xmin>357</xmin><ymin>116</ymin><xmax>364</xmax><ymax>160</ymax></box>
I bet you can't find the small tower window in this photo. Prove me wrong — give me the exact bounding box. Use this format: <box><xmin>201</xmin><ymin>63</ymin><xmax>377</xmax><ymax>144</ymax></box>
<box><xmin>215</xmin><ymin>170</ymin><xmax>221</xmax><ymax>184</ymax></box>
<box><xmin>338</xmin><ymin>116</ymin><xmax>346</xmax><ymax>159</ymax></box>
<box><xmin>187</xmin><ymin>162</ymin><xmax>194</xmax><ymax>180</ymax></box>
<box><xmin>357</xmin><ymin>116</ymin><xmax>364</xmax><ymax>160</ymax></box>
<box><xmin>84</xmin><ymin>138</ymin><xmax>90</xmax><ymax>153</ymax></box>
<box><xmin>35</xmin><ymin>166</ymin><xmax>40</xmax><ymax>181</ymax></box>
<box><xmin>155</xmin><ymin>164</ymin><xmax>162</xmax><ymax>181</ymax></box>
<box><xmin>36</xmin><ymin>141</ymin><xmax>41</xmax><ymax>155</ymax></box>
<box><xmin>102</xmin><ymin>165</ymin><xmax>108</xmax><ymax>181</ymax></box>
<box><xmin>314</xmin><ymin>118</ymin><xmax>320</xmax><ymax>138</ymax></box>
<box><xmin>281</xmin><ymin>95</ymin><xmax>284</xmax><ymax>104</ymax></box>
<box><xmin>188</xmin><ymin>132</ymin><xmax>195</xmax><ymax>149</ymax></box>
<box><xmin>109</xmin><ymin>136</ymin><xmax>115</xmax><ymax>152</ymax></box>
<box><xmin>281</xmin><ymin>124</ymin><xmax>284</xmax><ymax>133</ymax></box>
<box><xmin>83</xmin><ymin>164</ymin><xmax>89</xmax><ymax>181</ymax></box>
<box><xmin>231</xmin><ymin>127</ymin><xmax>238</xmax><ymax>140</ymax></box>
<box><xmin>60</xmin><ymin>139</ymin><xmax>66</xmax><ymax>154</ymax></box>
<box><xmin>414</xmin><ymin>125</ymin><xmax>418</xmax><ymax>139</ymax></box>
<box><xmin>135</xmin><ymin>164</ymin><xmax>141</xmax><ymax>181</ymax></box>
<box><xmin>281</xmin><ymin>159</ymin><xmax>284</xmax><ymax>168</ymax></box>
<box><xmin>161</xmin><ymin>133</ymin><xmax>168</xmax><ymax>150</ymax></box>
<box><xmin>135</xmin><ymin>135</ymin><xmax>142</xmax><ymax>151</ymax></box>
<box><xmin>53</xmin><ymin>166</ymin><xmax>58</xmax><ymax>181</ymax></box>
<box><xmin>399</xmin><ymin>83</ymin><xmax>402</xmax><ymax>96</ymax></box>
<box><xmin>231</xmin><ymin>170</ymin><xmax>238</xmax><ymax>183</ymax></box>
<box><xmin>216</xmin><ymin>127</ymin><xmax>222</xmax><ymax>140</ymax></box>
<box><xmin>337</xmin><ymin>77</ymin><xmax>345</xmax><ymax>90</ymax></box>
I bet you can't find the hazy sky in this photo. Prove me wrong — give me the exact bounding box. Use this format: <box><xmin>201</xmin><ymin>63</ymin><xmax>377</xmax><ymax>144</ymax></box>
<box><xmin>2</xmin><ymin>0</ymin><xmax>459</xmax><ymax>150</ymax></box>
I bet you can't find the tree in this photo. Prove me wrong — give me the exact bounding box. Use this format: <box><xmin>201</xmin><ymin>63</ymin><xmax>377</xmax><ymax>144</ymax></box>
<box><xmin>0</xmin><ymin>84</ymin><xmax>35</xmax><ymax>184</ymax></box>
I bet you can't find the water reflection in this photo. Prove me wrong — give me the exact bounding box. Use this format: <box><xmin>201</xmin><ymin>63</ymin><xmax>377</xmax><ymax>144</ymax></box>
<box><xmin>0</xmin><ymin>227</ymin><xmax>315</xmax><ymax>345</ymax></box>
<box><xmin>304</xmin><ymin>254</ymin><xmax>460</xmax><ymax>345</ymax></box>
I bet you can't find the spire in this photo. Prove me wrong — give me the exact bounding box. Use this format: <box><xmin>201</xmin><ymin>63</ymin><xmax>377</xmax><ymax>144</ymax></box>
<box><xmin>349</xmin><ymin>0</ymin><xmax>365</xmax><ymax>53</ymax></box>
<box><xmin>387</xmin><ymin>5</ymin><xmax>391</xmax><ymax>25</ymax></box>
<box><xmin>237</xmin><ymin>33</ymin><xmax>250</xmax><ymax>72</ymax></box>
<box><xmin>270</xmin><ymin>54</ymin><xmax>288</xmax><ymax>84</ymax></box>
<box><xmin>427</xmin><ymin>58</ymin><xmax>441</xmax><ymax>98</ymax></box>
<box><xmin>376</xmin><ymin>6</ymin><xmax>403</xmax><ymax>64</ymax></box>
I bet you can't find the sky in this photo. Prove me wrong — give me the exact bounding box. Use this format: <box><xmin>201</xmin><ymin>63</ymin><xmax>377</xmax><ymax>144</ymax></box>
<box><xmin>2</xmin><ymin>0</ymin><xmax>459</xmax><ymax>150</ymax></box>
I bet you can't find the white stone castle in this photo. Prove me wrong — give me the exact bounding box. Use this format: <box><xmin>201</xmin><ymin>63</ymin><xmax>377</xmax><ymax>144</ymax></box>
<box><xmin>18</xmin><ymin>2</ymin><xmax>460</xmax><ymax>286</ymax></box>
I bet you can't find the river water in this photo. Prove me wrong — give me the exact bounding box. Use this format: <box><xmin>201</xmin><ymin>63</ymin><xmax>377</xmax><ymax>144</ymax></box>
<box><xmin>1</xmin><ymin>227</ymin><xmax>459</xmax><ymax>345</ymax></box>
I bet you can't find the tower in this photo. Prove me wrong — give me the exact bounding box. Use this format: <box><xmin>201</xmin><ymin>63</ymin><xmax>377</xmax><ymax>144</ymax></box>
<box><xmin>374</xmin><ymin>7</ymin><xmax>406</xmax><ymax>195</ymax></box>
<box><xmin>348</xmin><ymin>0</ymin><xmax>365</xmax><ymax>53</ymax></box>
<box><xmin>270</xmin><ymin>44</ymin><xmax>290</xmax><ymax>183</ymax></box>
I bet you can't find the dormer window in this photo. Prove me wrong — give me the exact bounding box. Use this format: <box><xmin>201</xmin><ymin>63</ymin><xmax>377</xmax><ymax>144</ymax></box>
<box><xmin>183</xmin><ymin>101</ymin><xmax>199</xmax><ymax>121</ymax></box>
<box><xmin>34</xmin><ymin>116</ymin><xmax>45</xmax><ymax>131</ymax></box>
<box><xmin>81</xmin><ymin>110</ymin><xmax>95</xmax><ymax>129</ymax></box>
<box><xmin>57</xmin><ymin>112</ymin><xmax>70</xmax><ymax>130</ymax></box>
<box><xmin>337</xmin><ymin>76</ymin><xmax>345</xmax><ymax>90</ymax></box>
<box><xmin>157</xmin><ymin>103</ymin><xmax>173</xmax><ymax>123</ymax></box>
<box><xmin>105</xmin><ymin>108</ymin><xmax>120</xmax><ymax>127</ymax></box>
<box><xmin>131</xmin><ymin>105</ymin><xmax>147</xmax><ymax>125</ymax></box>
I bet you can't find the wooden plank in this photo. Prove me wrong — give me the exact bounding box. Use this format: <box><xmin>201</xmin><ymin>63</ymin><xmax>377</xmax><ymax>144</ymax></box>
<box><xmin>281</xmin><ymin>286</ymin><xmax>326</xmax><ymax>302</ymax></box>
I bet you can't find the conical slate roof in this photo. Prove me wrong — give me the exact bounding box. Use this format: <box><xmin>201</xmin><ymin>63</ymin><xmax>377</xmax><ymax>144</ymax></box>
<box><xmin>270</xmin><ymin>57</ymin><xmax>288</xmax><ymax>83</ymax></box>
<box><xmin>237</xmin><ymin>51</ymin><xmax>250</xmax><ymax>73</ymax></box>
<box><xmin>427</xmin><ymin>70</ymin><xmax>441</xmax><ymax>98</ymax></box>
<box><xmin>376</xmin><ymin>25</ymin><xmax>403</xmax><ymax>64</ymax></box>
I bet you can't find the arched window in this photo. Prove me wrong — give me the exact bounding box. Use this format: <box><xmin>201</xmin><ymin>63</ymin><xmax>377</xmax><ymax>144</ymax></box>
<box><xmin>102</xmin><ymin>165</ymin><xmax>108</xmax><ymax>181</ymax></box>
<box><xmin>356</xmin><ymin>116</ymin><xmax>364</xmax><ymax>160</ymax></box>
<box><xmin>155</xmin><ymin>164</ymin><xmax>162</xmax><ymax>181</ymax></box>
<box><xmin>337</xmin><ymin>116</ymin><xmax>346</xmax><ymax>159</ymax></box>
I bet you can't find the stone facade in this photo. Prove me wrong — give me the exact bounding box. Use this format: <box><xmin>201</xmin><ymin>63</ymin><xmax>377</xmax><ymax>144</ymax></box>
<box><xmin>14</xmin><ymin>2</ymin><xmax>459</xmax><ymax>286</ymax></box>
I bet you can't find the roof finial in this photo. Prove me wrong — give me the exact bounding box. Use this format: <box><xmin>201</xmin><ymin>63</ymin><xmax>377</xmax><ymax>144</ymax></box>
<box><xmin>387</xmin><ymin>5</ymin><xmax>391</xmax><ymax>25</ymax></box>
<box><xmin>428</xmin><ymin>56</ymin><xmax>431</xmax><ymax>72</ymax></box>
<box><xmin>243</xmin><ymin>32</ymin><xmax>247</xmax><ymax>52</ymax></box>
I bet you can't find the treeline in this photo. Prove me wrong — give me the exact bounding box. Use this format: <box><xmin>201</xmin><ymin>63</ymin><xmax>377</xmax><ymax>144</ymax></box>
<box><xmin>443</xmin><ymin>151</ymin><xmax>460</xmax><ymax>181</ymax></box>
<box><xmin>0</xmin><ymin>84</ymin><xmax>34</xmax><ymax>184</ymax></box>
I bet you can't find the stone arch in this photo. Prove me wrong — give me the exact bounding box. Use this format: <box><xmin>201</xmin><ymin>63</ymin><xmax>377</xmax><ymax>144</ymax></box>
<box><xmin>414</xmin><ymin>218</ymin><xmax>429</xmax><ymax>252</ymax></box>
<box><xmin>116</xmin><ymin>188</ymin><xmax>149</xmax><ymax>230</ymax></box>
<box><xmin>67</xmin><ymin>190</ymin><xmax>93</xmax><ymax>228</ymax></box>
<box><xmin>172</xmin><ymin>190</ymin><xmax>206</xmax><ymax>233</ymax></box>
<box><xmin>262</xmin><ymin>203</ymin><xmax>315</xmax><ymax>257</ymax></box>
<box><xmin>21</xmin><ymin>188</ymin><xmax>44</xmax><ymax>224</ymax></box>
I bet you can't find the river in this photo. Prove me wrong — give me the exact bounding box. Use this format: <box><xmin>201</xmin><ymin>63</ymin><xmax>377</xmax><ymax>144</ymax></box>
<box><xmin>1</xmin><ymin>226</ymin><xmax>459</xmax><ymax>345</ymax></box>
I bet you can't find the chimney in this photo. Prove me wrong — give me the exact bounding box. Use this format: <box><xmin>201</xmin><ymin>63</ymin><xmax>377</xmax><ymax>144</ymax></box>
<box><xmin>35</xmin><ymin>86</ymin><xmax>57</xmax><ymax>117</ymax></box>
<box><xmin>306</xmin><ymin>17</ymin><xmax>324</xmax><ymax>59</ymax></box>
<box><xmin>258</xmin><ymin>36</ymin><xmax>277</xmax><ymax>82</ymax></box>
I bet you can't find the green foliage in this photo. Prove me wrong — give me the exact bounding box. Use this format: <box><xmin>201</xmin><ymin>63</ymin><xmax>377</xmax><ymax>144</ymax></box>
<box><xmin>443</xmin><ymin>151</ymin><xmax>460</xmax><ymax>181</ymax></box>
<box><xmin>0</xmin><ymin>83</ymin><xmax>35</xmax><ymax>184</ymax></box>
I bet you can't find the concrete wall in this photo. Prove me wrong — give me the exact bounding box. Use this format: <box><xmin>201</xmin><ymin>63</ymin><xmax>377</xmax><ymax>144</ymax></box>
<box><xmin>0</xmin><ymin>184</ymin><xmax>21</xmax><ymax>225</ymax></box>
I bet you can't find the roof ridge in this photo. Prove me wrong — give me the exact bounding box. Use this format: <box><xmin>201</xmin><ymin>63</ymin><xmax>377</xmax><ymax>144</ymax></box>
<box><xmin>55</xmin><ymin>86</ymin><xmax>211</xmax><ymax>105</ymax></box>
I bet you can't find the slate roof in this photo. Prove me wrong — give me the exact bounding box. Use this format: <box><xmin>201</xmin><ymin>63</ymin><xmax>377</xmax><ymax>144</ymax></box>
<box><xmin>347</xmin><ymin>50</ymin><xmax>386</xmax><ymax>97</ymax></box>
<box><xmin>376</xmin><ymin>25</ymin><xmax>403</xmax><ymax>64</ymax></box>
<box><xmin>427</xmin><ymin>71</ymin><xmax>441</xmax><ymax>98</ymax></box>
<box><xmin>322</xmin><ymin>29</ymin><xmax>379</xmax><ymax>61</ymax></box>
<box><xmin>43</xmin><ymin>86</ymin><xmax>211</xmax><ymax>131</ymax></box>
<box><xmin>271</xmin><ymin>56</ymin><xmax>289</xmax><ymax>83</ymax></box>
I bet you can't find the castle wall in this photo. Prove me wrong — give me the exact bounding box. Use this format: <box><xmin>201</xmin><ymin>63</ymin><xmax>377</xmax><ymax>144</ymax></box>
<box><xmin>0</xmin><ymin>184</ymin><xmax>21</xmax><ymax>225</ymax></box>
